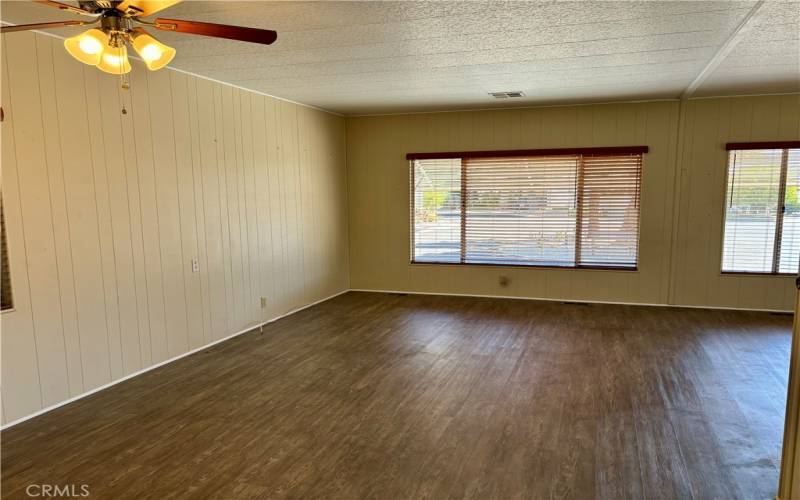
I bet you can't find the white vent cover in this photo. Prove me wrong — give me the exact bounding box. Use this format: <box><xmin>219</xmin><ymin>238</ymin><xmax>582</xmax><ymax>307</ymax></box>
<box><xmin>489</xmin><ymin>91</ymin><xmax>525</xmax><ymax>99</ymax></box>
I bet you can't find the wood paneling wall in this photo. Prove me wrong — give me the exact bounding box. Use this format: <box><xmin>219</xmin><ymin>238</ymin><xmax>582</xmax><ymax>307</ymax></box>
<box><xmin>0</xmin><ymin>32</ymin><xmax>349</xmax><ymax>424</ymax></box>
<box><xmin>671</xmin><ymin>95</ymin><xmax>800</xmax><ymax>309</ymax></box>
<box><xmin>346</xmin><ymin>95</ymin><xmax>800</xmax><ymax>311</ymax></box>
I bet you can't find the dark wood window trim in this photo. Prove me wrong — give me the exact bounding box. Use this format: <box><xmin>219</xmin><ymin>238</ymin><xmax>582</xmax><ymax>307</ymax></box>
<box><xmin>409</xmin><ymin>260</ymin><xmax>639</xmax><ymax>272</ymax></box>
<box><xmin>407</xmin><ymin>146</ymin><xmax>649</xmax><ymax>161</ymax></box>
<box><xmin>720</xmin><ymin>270</ymin><xmax>797</xmax><ymax>277</ymax></box>
<box><xmin>410</xmin><ymin>149</ymin><xmax>645</xmax><ymax>271</ymax></box>
<box><xmin>725</xmin><ymin>141</ymin><xmax>800</xmax><ymax>151</ymax></box>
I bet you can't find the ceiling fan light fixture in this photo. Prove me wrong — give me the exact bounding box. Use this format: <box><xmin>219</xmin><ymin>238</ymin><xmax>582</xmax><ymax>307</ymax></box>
<box><xmin>131</xmin><ymin>31</ymin><xmax>175</xmax><ymax>71</ymax></box>
<box><xmin>3</xmin><ymin>0</ymin><xmax>277</xmax><ymax>78</ymax></box>
<box><xmin>97</xmin><ymin>45</ymin><xmax>132</xmax><ymax>75</ymax></box>
<box><xmin>64</xmin><ymin>28</ymin><xmax>109</xmax><ymax>66</ymax></box>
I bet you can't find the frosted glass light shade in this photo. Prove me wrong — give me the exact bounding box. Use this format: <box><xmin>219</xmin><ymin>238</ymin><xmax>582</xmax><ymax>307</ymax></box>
<box><xmin>64</xmin><ymin>29</ymin><xmax>108</xmax><ymax>66</ymax></box>
<box><xmin>97</xmin><ymin>45</ymin><xmax>132</xmax><ymax>75</ymax></box>
<box><xmin>131</xmin><ymin>32</ymin><xmax>175</xmax><ymax>71</ymax></box>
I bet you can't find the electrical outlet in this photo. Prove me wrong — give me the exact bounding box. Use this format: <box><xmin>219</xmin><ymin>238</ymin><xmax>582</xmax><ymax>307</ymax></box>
<box><xmin>260</xmin><ymin>297</ymin><xmax>267</xmax><ymax>308</ymax></box>
<box><xmin>191</xmin><ymin>259</ymin><xmax>200</xmax><ymax>273</ymax></box>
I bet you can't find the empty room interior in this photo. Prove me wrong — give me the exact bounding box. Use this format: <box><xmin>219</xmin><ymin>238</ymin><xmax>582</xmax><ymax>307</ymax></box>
<box><xmin>1</xmin><ymin>0</ymin><xmax>800</xmax><ymax>498</ymax></box>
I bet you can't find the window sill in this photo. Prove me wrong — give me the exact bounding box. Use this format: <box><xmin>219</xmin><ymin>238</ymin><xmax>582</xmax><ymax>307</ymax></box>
<box><xmin>720</xmin><ymin>271</ymin><xmax>796</xmax><ymax>277</ymax></box>
<box><xmin>410</xmin><ymin>261</ymin><xmax>638</xmax><ymax>272</ymax></box>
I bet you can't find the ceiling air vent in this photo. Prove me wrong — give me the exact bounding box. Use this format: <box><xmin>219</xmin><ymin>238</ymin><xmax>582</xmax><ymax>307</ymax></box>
<box><xmin>489</xmin><ymin>91</ymin><xmax>525</xmax><ymax>99</ymax></box>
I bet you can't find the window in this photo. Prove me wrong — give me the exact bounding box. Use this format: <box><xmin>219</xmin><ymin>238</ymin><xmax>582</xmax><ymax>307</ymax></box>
<box><xmin>1</xmin><ymin>195</ymin><xmax>12</xmax><ymax>311</ymax></box>
<box><xmin>410</xmin><ymin>147</ymin><xmax>646</xmax><ymax>269</ymax></box>
<box><xmin>722</xmin><ymin>142</ymin><xmax>800</xmax><ymax>274</ymax></box>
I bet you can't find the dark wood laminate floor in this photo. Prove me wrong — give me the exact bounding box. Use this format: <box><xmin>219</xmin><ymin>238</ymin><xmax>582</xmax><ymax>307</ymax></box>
<box><xmin>1</xmin><ymin>292</ymin><xmax>792</xmax><ymax>499</ymax></box>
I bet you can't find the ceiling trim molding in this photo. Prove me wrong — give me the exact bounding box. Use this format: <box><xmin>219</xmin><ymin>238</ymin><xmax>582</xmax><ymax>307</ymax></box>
<box><xmin>165</xmin><ymin>66</ymin><xmax>343</xmax><ymax>116</ymax></box>
<box><xmin>347</xmin><ymin>98</ymin><xmax>683</xmax><ymax>118</ymax></box>
<box><xmin>0</xmin><ymin>22</ymin><xmax>343</xmax><ymax>117</ymax></box>
<box><xmin>687</xmin><ymin>91</ymin><xmax>800</xmax><ymax>100</ymax></box>
<box><xmin>681</xmin><ymin>0</ymin><xmax>766</xmax><ymax>99</ymax></box>
<box><xmin>348</xmin><ymin>91</ymin><xmax>800</xmax><ymax>118</ymax></box>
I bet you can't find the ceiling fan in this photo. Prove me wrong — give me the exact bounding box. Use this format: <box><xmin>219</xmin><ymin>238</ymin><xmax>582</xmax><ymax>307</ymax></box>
<box><xmin>0</xmin><ymin>0</ymin><xmax>277</xmax><ymax>74</ymax></box>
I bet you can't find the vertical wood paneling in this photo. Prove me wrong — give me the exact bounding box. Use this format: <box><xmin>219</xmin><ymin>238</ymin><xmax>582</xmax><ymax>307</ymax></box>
<box><xmin>186</xmin><ymin>76</ymin><xmax>212</xmax><ymax>346</ymax></box>
<box><xmin>129</xmin><ymin>66</ymin><xmax>169</xmax><ymax>363</ymax></box>
<box><xmin>673</xmin><ymin>95</ymin><xmax>800</xmax><ymax>310</ymax></box>
<box><xmin>241</xmin><ymin>91</ymin><xmax>260</xmax><ymax>325</ymax></box>
<box><xmin>251</xmin><ymin>94</ymin><xmax>274</xmax><ymax>320</ymax></box>
<box><xmin>97</xmin><ymin>70</ymin><xmax>142</xmax><ymax>375</ymax></box>
<box><xmin>35</xmin><ymin>36</ymin><xmax>85</xmax><ymax>395</ymax></box>
<box><xmin>347</xmin><ymin>96</ymin><xmax>799</xmax><ymax>311</ymax></box>
<box><xmin>1</xmin><ymin>33</ymin><xmax>348</xmax><ymax>424</ymax></box>
<box><xmin>147</xmin><ymin>69</ymin><xmax>189</xmax><ymax>358</ymax></box>
<box><xmin>298</xmin><ymin>109</ymin><xmax>314</xmax><ymax>303</ymax></box>
<box><xmin>117</xmin><ymin>73</ymin><xmax>153</xmax><ymax>369</ymax></box>
<box><xmin>213</xmin><ymin>84</ymin><xmax>234</xmax><ymax>335</ymax></box>
<box><xmin>1</xmin><ymin>40</ymin><xmax>45</xmax><ymax>421</ymax></box>
<box><xmin>83</xmin><ymin>68</ymin><xmax>124</xmax><ymax>380</ymax></box>
<box><xmin>52</xmin><ymin>43</ymin><xmax>112</xmax><ymax>390</ymax></box>
<box><xmin>266</xmin><ymin>98</ymin><xmax>288</xmax><ymax>315</ymax></box>
<box><xmin>169</xmin><ymin>71</ymin><xmax>205</xmax><ymax>351</ymax></box>
<box><xmin>4</xmin><ymin>33</ymin><xmax>70</xmax><ymax>407</ymax></box>
<box><xmin>221</xmin><ymin>86</ymin><xmax>244</xmax><ymax>330</ymax></box>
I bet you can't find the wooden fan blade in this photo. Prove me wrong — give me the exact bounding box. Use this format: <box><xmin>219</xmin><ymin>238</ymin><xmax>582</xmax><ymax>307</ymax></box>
<box><xmin>33</xmin><ymin>1</ymin><xmax>99</xmax><ymax>17</ymax></box>
<box><xmin>154</xmin><ymin>18</ymin><xmax>277</xmax><ymax>45</ymax></box>
<box><xmin>1</xmin><ymin>20</ymin><xmax>89</xmax><ymax>33</ymax></box>
<box><xmin>117</xmin><ymin>0</ymin><xmax>181</xmax><ymax>18</ymax></box>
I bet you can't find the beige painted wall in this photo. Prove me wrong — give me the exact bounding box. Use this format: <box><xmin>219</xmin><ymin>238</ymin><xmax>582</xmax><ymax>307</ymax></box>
<box><xmin>346</xmin><ymin>95</ymin><xmax>800</xmax><ymax>311</ymax></box>
<box><xmin>0</xmin><ymin>32</ymin><xmax>349</xmax><ymax>424</ymax></box>
<box><xmin>672</xmin><ymin>96</ymin><xmax>800</xmax><ymax>309</ymax></box>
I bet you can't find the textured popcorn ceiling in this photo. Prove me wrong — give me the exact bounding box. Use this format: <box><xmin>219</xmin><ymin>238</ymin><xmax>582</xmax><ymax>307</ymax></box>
<box><xmin>1</xmin><ymin>1</ymin><xmax>798</xmax><ymax>114</ymax></box>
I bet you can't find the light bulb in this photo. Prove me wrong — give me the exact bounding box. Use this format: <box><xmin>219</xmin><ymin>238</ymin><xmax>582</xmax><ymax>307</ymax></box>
<box><xmin>64</xmin><ymin>29</ymin><xmax>109</xmax><ymax>66</ymax></box>
<box><xmin>96</xmin><ymin>45</ymin><xmax>132</xmax><ymax>75</ymax></box>
<box><xmin>131</xmin><ymin>31</ymin><xmax>175</xmax><ymax>71</ymax></box>
<box><xmin>104</xmin><ymin>53</ymin><xmax>122</xmax><ymax>65</ymax></box>
<box><xmin>140</xmin><ymin>43</ymin><xmax>162</xmax><ymax>62</ymax></box>
<box><xmin>78</xmin><ymin>37</ymin><xmax>103</xmax><ymax>55</ymax></box>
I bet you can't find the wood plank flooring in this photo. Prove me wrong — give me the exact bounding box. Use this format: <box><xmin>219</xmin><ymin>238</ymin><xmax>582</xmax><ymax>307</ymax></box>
<box><xmin>1</xmin><ymin>292</ymin><xmax>792</xmax><ymax>499</ymax></box>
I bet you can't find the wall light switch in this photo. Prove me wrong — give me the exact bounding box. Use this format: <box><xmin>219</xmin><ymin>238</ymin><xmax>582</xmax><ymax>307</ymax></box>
<box><xmin>260</xmin><ymin>297</ymin><xmax>267</xmax><ymax>308</ymax></box>
<box><xmin>191</xmin><ymin>259</ymin><xmax>200</xmax><ymax>273</ymax></box>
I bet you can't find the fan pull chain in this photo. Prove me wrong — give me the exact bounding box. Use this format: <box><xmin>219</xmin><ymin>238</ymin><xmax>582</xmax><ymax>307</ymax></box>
<box><xmin>119</xmin><ymin>70</ymin><xmax>130</xmax><ymax>115</ymax></box>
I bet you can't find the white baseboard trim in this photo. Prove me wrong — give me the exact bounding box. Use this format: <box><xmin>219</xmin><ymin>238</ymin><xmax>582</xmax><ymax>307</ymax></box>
<box><xmin>1</xmin><ymin>289</ymin><xmax>350</xmax><ymax>431</ymax></box>
<box><xmin>349</xmin><ymin>288</ymin><xmax>794</xmax><ymax>314</ymax></box>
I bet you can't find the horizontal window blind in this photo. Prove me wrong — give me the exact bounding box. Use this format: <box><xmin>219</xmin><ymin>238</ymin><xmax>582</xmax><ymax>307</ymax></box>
<box><xmin>579</xmin><ymin>155</ymin><xmax>642</xmax><ymax>267</ymax></box>
<box><xmin>411</xmin><ymin>151</ymin><xmax>643</xmax><ymax>269</ymax></box>
<box><xmin>722</xmin><ymin>147</ymin><xmax>800</xmax><ymax>274</ymax></box>
<box><xmin>465</xmin><ymin>156</ymin><xmax>578</xmax><ymax>266</ymax></box>
<box><xmin>779</xmin><ymin>149</ymin><xmax>800</xmax><ymax>273</ymax></box>
<box><xmin>1</xmin><ymin>196</ymin><xmax>11</xmax><ymax>311</ymax></box>
<box><xmin>411</xmin><ymin>158</ymin><xmax>461</xmax><ymax>263</ymax></box>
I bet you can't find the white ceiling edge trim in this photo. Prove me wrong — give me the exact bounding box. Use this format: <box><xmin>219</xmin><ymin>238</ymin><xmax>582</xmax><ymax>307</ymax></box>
<box><xmin>165</xmin><ymin>66</ymin><xmax>343</xmax><ymax>116</ymax></box>
<box><xmin>681</xmin><ymin>0</ymin><xmax>766</xmax><ymax>99</ymax></box>
<box><xmin>349</xmin><ymin>91</ymin><xmax>800</xmax><ymax>118</ymax></box>
<box><xmin>0</xmin><ymin>22</ymin><xmax>344</xmax><ymax>117</ymax></box>
<box><xmin>347</xmin><ymin>98</ymin><xmax>683</xmax><ymax>118</ymax></box>
<box><xmin>687</xmin><ymin>91</ymin><xmax>800</xmax><ymax>100</ymax></box>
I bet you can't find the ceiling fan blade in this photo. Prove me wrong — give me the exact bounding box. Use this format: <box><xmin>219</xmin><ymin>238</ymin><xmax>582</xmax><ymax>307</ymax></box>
<box><xmin>33</xmin><ymin>0</ymin><xmax>99</xmax><ymax>17</ymax></box>
<box><xmin>154</xmin><ymin>18</ymin><xmax>277</xmax><ymax>45</ymax></box>
<box><xmin>0</xmin><ymin>20</ymin><xmax>90</xmax><ymax>33</ymax></box>
<box><xmin>117</xmin><ymin>0</ymin><xmax>181</xmax><ymax>18</ymax></box>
